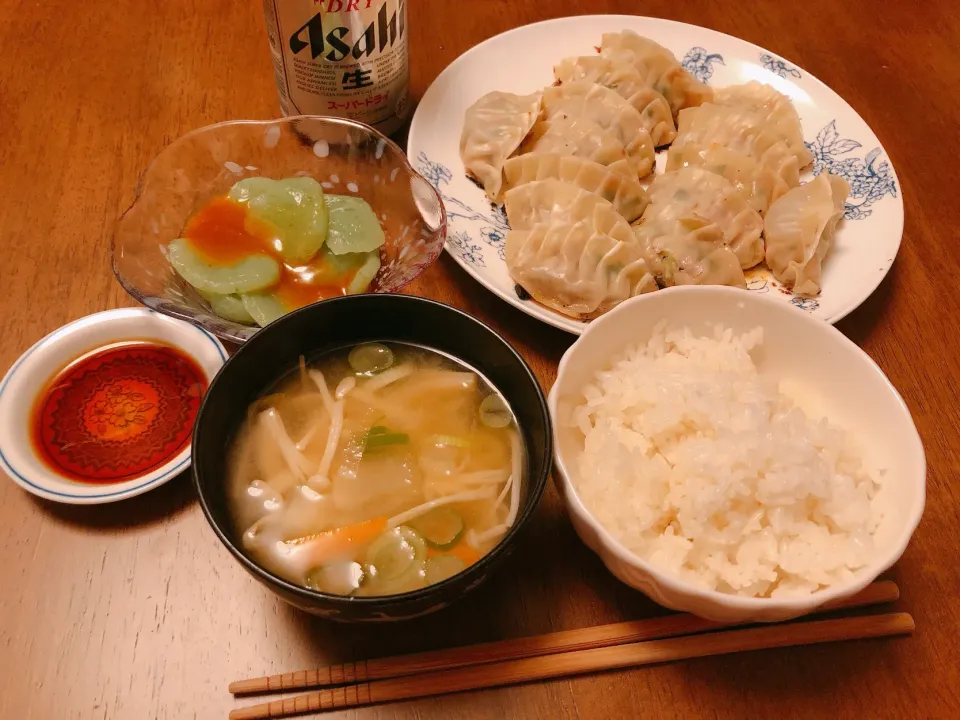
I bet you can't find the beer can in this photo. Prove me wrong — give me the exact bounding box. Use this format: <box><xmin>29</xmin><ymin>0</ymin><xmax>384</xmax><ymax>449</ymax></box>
<box><xmin>262</xmin><ymin>0</ymin><xmax>410</xmax><ymax>136</ymax></box>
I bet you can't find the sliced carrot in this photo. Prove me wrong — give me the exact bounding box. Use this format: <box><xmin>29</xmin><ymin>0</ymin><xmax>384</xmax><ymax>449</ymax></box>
<box><xmin>282</xmin><ymin>517</ymin><xmax>387</xmax><ymax>569</ymax></box>
<box><xmin>428</xmin><ymin>542</ymin><xmax>481</xmax><ymax>568</ymax></box>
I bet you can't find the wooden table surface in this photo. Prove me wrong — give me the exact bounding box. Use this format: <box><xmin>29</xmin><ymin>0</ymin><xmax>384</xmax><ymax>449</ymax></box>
<box><xmin>2</xmin><ymin>0</ymin><xmax>958</xmax><ymax>717</ymax></box>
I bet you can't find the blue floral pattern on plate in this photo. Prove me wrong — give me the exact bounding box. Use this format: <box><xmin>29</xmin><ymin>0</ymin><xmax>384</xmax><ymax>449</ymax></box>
<box><xmin>760</xmin><ymin>53</ymin><xmax>801</xmax><ymax>78</ymax></box>
<box><xmin>447</xmin><ymin>229</ymin><xmax>487</xmax><ymax>268</ymax></box>
<box><xmin>790</xmin><ymin>297</ymin><xmax>821</xmax><ymax>312</ymax></box>
<box><xmin>806</xmin><ymin>121</ymin><xmax>898</xmax><ymax>220</ymax></box>
<box><xmin>412</xmin><ymin>43</ymin><xmax>900</xmax><ymax>325</ymax></box>
<box><xmin>416</xmin><ymin>151</ymin><xmax>508</xmax><ymax>265</ymax></box>
<box><xmin>746</xmin><ymin>275</ymin><xmax>771</xmax><ymax>294</ymax></box>
<box><xmin>681</xmin><ymin>47</ymin><xmax>725</xmax><ymax>82</ymax></box>
<box><xmin>407</xmin><ymin>18</ymin><xmax>904</xmax><ymax>330</ymax></box>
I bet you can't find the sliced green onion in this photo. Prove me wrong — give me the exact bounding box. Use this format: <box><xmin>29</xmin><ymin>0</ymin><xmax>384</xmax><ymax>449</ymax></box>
<box><xmin>479</xmin><ymin>393</ymin><xmax>512</xmax><ymax>428</ymax></box>
<box><xmin>408</xmin><ymin>508</ymin><xmax>464</xmax><ymax>550</ymax></box>
<box><xmin>305</xmin><ymin>561</ymin><xmax>365</xmax><ymax>596</ymax></box>
<box><xmin>363</xmin><ymin>425</ymin><xmax>409</xmax><ymax>452</ymax></box>
<box><xmin>348</xmin><ymin>343</ymin><xmax>394</xmax><ymax>375</ymax></box>
<box><xmin>365</xmin><ymin>526</ymin><xmax>426</xmax><ymax>582</ymax></box>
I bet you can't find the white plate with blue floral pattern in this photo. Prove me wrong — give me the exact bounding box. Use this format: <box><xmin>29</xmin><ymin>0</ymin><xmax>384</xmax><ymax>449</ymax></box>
<box><xmin>407</xmin><ymin>16</ymin><xmax>903</xmax><ymax>334</ymax></box>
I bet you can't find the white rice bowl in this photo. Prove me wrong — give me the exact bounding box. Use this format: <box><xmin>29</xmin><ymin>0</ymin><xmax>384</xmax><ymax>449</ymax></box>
<box><xmin>548</xmin><ymin>287</ymin><xmax>925</xmax><ymax>623</ymax></box>
<box><xmin>571</xmin><ymin>322</ymin><xmax>881</xmax><ymax>599</ymax></box>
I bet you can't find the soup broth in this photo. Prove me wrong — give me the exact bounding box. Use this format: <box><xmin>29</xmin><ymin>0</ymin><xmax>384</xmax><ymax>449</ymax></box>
<box><xmin>228</xmin><ymin>342</ymin><xmax>524</xmax><ymax>596</ymax></box>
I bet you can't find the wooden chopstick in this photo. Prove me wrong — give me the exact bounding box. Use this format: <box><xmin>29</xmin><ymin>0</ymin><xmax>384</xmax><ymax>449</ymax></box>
<box><xmin>229</xmin><ymin>611</ymin><xmax>914</xmax><ymax>719</ymax></box>
<box><xmin>230</xmin><ymin>580</ymin><xmax>898</xmax><ymax>695</ymax></box>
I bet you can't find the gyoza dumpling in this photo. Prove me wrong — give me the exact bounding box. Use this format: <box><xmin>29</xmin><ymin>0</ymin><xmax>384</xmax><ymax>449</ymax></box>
<box><xmin>517</xmin><ymin>116</ymin><xmax>629</xmax><ymax>168</ymax></box>
<box><xmin>675</xmin><ymin>103</ymin><xmax>801</xmax><ymax>189</ymax></box>
<box><xmin>764</xmin><ymin>173</ymin><xmax>850</xmax><ymax>296</ymax></box>
<box><xmin>460</xmin><ymin>90</ymin><xmax>542</xmax><ymax>201</ymax></box>
<box><xmin>636</xmin><ymin>219</ymin><xmax>746</xmax><ymax>288</ymax></box>
<box><xmin>502</xmin><ymin>154</ymin><xmax>648</xmax><ymax>221</ymax></box>
<box><xmin>503</xmin><ymin>179</ymin><xmax>611</xmax><ymax>231</ymax></box>
<box><xmin>553</xmin><ymin>55</ymin><xmax>676</xmax><ymax>146</ymax></box>
<box><xmin>714</xmin><ymin>80</ymin><xmax>791</xmax><ymax>108</ymax></box>
<box><xmin>665</xmin><ymin>142</ymin><xmax>791</xmax><ymax>215</ymax></box>
<box><xmin>599</xmin><ymin>31</ymin><xmax>712</xmax><ymax>115</ymax></box>
<box><xmin>713</xmin><ymin>82</ymin><xmax>812</xmax><ymax>167</ymax></box>
<box><xmin>541</xmin><ymin>82</ymin><xmax>655</xmax><ymax>177</ymax></box>
<box><xmin>641</xmin><ymin>167</ymin><xmax>764</xmax><ymax>269</ymax></box>
<box><xmin>506</xmin><ymin>202</ymin><xmax>657</xmax><ymax>320</ymax></box>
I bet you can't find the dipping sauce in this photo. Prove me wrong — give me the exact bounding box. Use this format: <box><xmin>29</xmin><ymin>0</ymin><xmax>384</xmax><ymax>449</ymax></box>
<box><xmin>30</xmin><ymin>342</ymin><xmax>208</xmax><ymax>484</ymax></box>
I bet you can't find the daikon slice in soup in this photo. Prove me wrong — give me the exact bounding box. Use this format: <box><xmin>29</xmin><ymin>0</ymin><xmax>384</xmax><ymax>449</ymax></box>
<box><xmin>227</xmin><ymin>342</ymin><xmax>524</xmax><ymax>596</ymax></box>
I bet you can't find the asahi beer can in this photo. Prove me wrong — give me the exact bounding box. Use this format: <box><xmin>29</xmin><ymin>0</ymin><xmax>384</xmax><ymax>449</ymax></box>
<box><xmin>262</xmin><ymin>0</ymin><xmax>410</xmax><ymax>136</ymax></box>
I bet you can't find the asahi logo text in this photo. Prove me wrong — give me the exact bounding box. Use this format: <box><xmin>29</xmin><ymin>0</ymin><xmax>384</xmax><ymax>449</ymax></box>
<box><xmin>313</xmin><ymin>0</ymin><xmax>375</xmax><ymax>9</ymax></box>
<box><xmin>290</xmin><ymin>0</ymin><xmax>406</xmax><ymax>62</ymax></box>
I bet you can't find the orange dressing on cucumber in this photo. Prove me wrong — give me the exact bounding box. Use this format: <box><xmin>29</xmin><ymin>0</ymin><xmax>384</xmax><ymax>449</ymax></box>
<box><xmin>182</xmin><ymin>195</ymin><xmax>354</xmax><ymax>310</ymax></box>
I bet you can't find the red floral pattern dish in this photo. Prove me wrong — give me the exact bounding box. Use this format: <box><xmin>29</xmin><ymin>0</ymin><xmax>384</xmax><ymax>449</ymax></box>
<box><xmin>0</xmin><ymin>308</ymin><xmax>226</xmax><ymax>504</ymax></box>
<box><xmin>31</xmin><ymin>343</ymin><xmax>207</xmax><ymax>484</ymax></box>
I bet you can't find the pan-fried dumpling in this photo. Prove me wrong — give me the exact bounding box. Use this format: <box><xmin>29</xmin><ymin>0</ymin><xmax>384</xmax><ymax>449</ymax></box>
<box><xmin>599</xmin><ymin>31</ymin><xmax>712</xmax><ymax>115</ymax></box>
<box><xmin>764</xmin><ymin>173</ymin><xmax>850</xmax><ymax>296</ymax></box>
<box><xmin>675</xmin><ymin>103</ymin><xmax>801</xmax><ymax>189</ymax></box>
<box><xmin>713</xmin><ymin>82</ymin><xmax>812</xmax><ymax>167</ymax></box>
<box><xmin>641</xmin><ymin>168</ymin><xmax>764</xmax><ymax>269</ymax></box>
<box><xmin>460</xmin><ymin>90</ymin><xmax>542</xmax><ymax>201</ymax></box>
<box><xmin>503</xmin><ymin>179</ymin><xmax>611</xmax><ymax>231</ymax></box>
<box><xmin>506</xmin><ymin>202</ymin><xmax>657</xmax><ymax>320</ymax></box>
<box><xmin>502</xmin><ymin>154</ymin><xmax>648</xmax><ymax>221</ymax></box>
<box><xmin>665</xmin><ymin>142</ymin><xmax>791</xmax><ymax>215</ymax></box>
<box><xmin>541</xmin><ymin>82</ymin><xmax>655</xmax><ymax>177</ymax></box>
<box><xmin>553</xmin><ymin>55</ymin><xmax>676</xmax><ymax>146</ymax></box>
<box><xmin>715</xmin><ymin>80</ymin><xmax>791</xmax><ymax>107</ymax></box>
<box><xmin>636</xmin><ymin>219</ymin><xmax>746</xmax><ymax>288</ymax></box>
<box><xmin>517</xmin><ymin>116</ymin><xmax>630</xmax><ymax>169</ymax></box>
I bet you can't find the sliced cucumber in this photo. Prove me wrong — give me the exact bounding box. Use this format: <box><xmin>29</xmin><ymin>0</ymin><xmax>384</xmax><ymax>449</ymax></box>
<box><xmin>308</xmin><ymin>248</ymin><xmax>371</xmax><ymax>286</ymax></box>
<box><xmin>168</xmin><ymin>238</ymin><xmax>279</xmax><ymax>294</ymax></box>
<box><xmin>228</xmin><ymin>177</ymin><xmax>278</xmax><ymax>204</ymax></box>
<box><xmin>424</xmin><ymin>554</ymin><xmax>467</xmax><ymax>585</ymax></box>
<box><xmin>325</xmin><ymin>194</ymin><xmax>386</xmax><ymax>255</ymax></box>
<box><xmin>364</xmin><ymin>526</ymin><xmax>426</xmax><ymax>583</ymax></box>
<box><xmin>229</xmin><ymin>177</ymin><xmax>329</xmax><ymax>264</ymax></box>
<box><xmin>408</xmin><ymin>508</ymin><xmax>464</xmax><ymax>550</ymax></box>
<box><xmin>479</xmin><ymin>393</ymin><xmax>513</xmax><ymax>428</ymax></box>
<box><xmin>349</xmin><ymin>343</ymin><xmax>394</xmax><ymax>375</ymax></box>
<box><xmin>197</xmin><ymin>290</ymin><xmax>255</xmax><ymax>324</ymax></box>
<box><xmin>241</xmin><ymin>292</ymin><xmax>288</xmax><ymax>327</ymax></box>
<box><xmin>305</xmin><ymin>561</ymin><xmax>365</xmax><ymax>596</ymax></box>
<box><xmin>347</xmin><ymin>251</ymin><xmax>381</xmax><ymax>294</ymax></box>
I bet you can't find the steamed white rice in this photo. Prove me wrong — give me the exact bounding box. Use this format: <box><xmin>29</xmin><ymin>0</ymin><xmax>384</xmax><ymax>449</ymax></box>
<box><xmin>572</xmin><ymin>323</ymin><xmax>881</xmax><ymax>598</ymax></box>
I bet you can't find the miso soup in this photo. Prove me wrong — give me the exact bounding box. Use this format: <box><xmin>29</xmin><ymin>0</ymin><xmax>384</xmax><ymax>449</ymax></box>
<box><xmin>227</xmin><ymin>342</ymin><xmax>524</xmax><ymax>596</ymax></box>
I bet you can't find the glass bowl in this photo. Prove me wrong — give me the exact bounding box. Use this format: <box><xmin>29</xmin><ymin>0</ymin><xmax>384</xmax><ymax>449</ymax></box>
<box><xmin>112</xmin><ymin>117</ymin><xmax>447</xmax><ymax>344</ymax></box>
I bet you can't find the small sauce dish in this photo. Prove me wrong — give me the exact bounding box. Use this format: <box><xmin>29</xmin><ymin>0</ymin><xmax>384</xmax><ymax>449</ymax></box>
<box><xmin>0</xmin><ymin>308</ymin><xmax>227</xmax><ymax>504</ymax></box>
